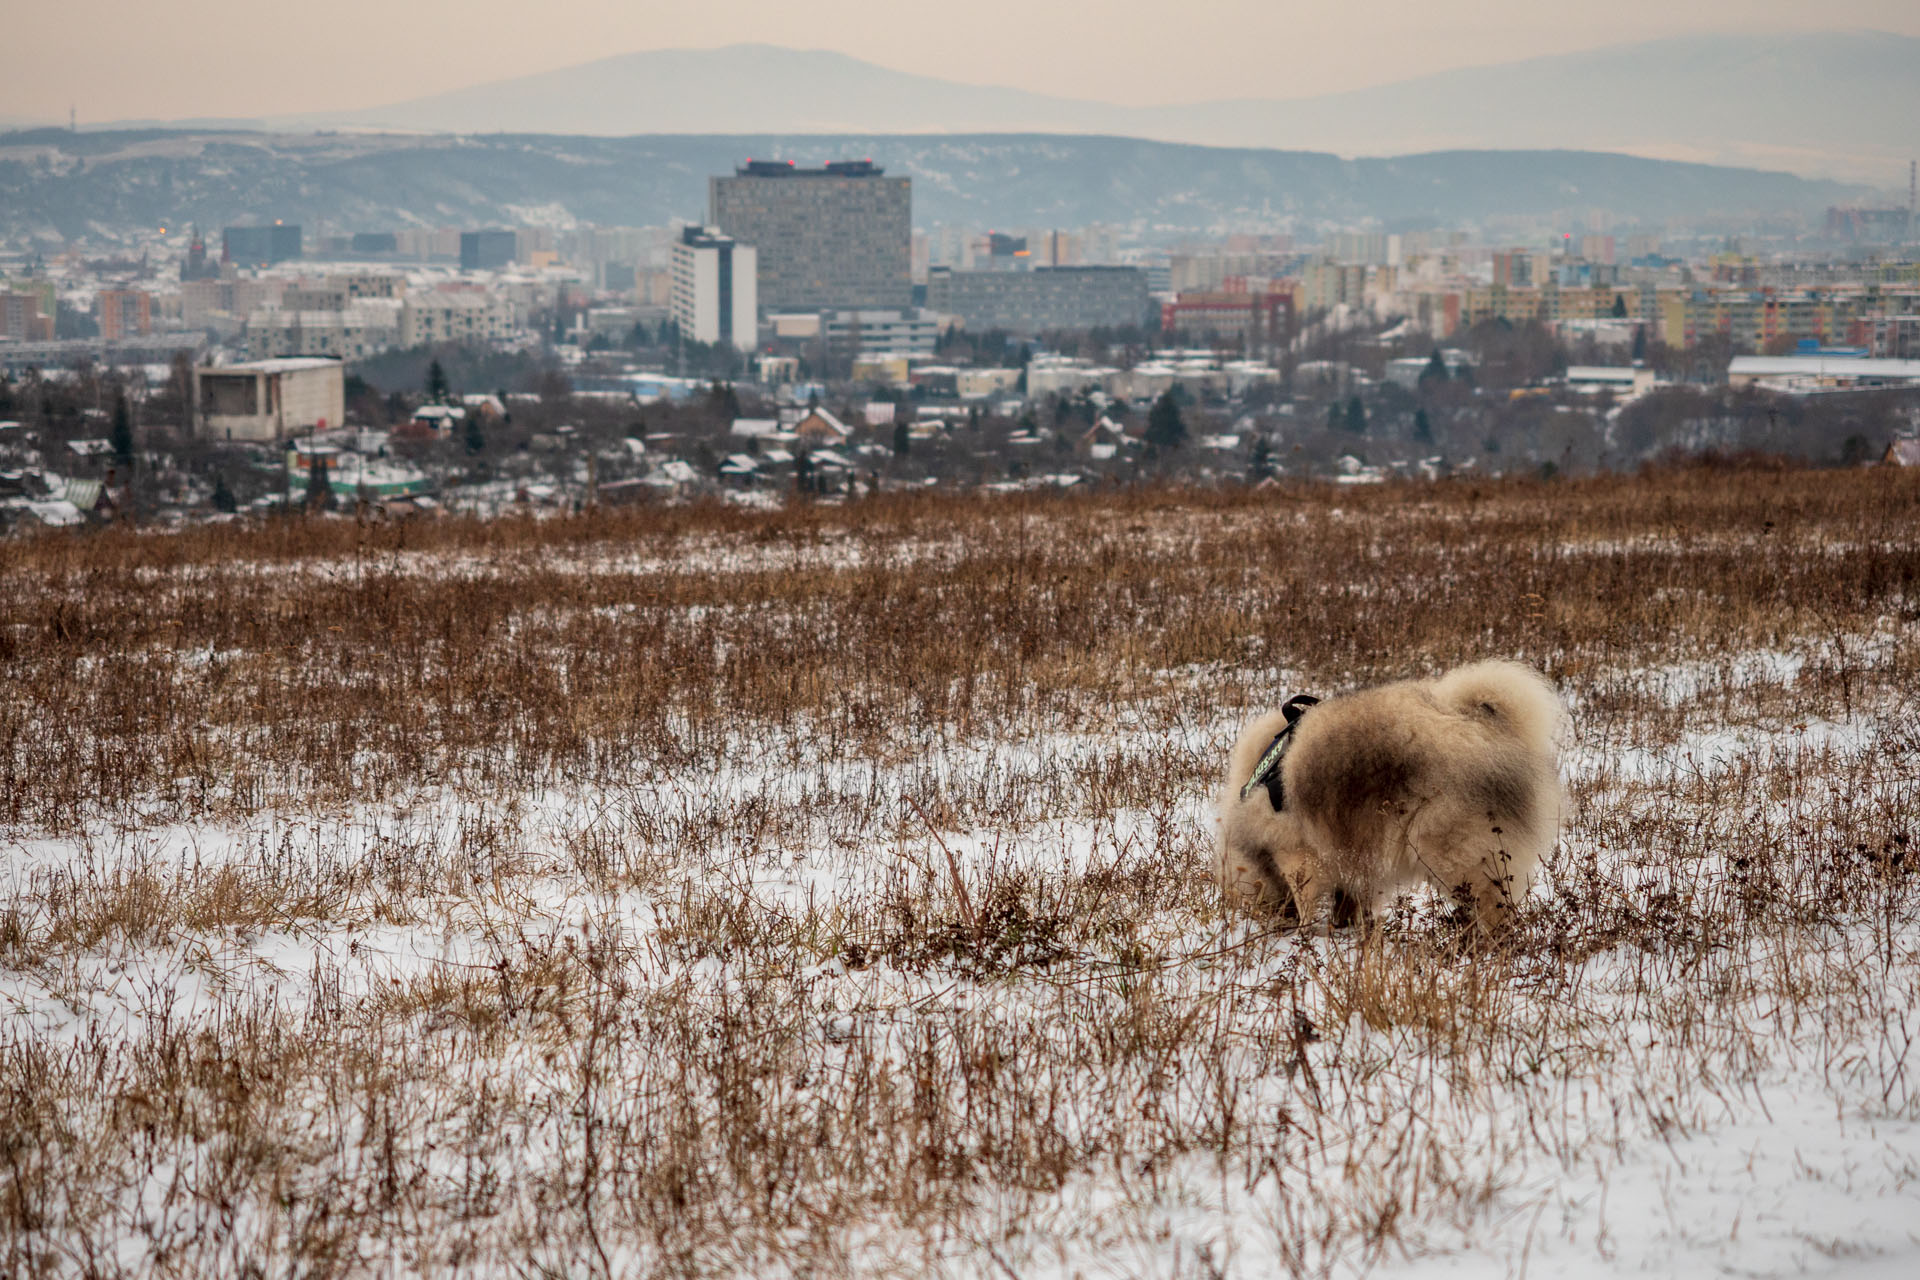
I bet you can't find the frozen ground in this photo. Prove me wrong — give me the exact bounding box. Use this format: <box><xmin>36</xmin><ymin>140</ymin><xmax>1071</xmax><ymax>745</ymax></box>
<box><xmin>3</xmin><ymin>655</ymin><xmax>1915</xmax><ymax>1277</ymax></box>
<box><xmin>2</xmin><ymin>476</ymin><xmax>1917</xmax><ymax>1276</ymax></box>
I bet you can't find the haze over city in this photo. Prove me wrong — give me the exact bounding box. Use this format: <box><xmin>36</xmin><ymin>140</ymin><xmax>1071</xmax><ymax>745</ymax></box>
<box><xmin>8</xmin><ymin>0</ymin><xmax>1920</xmax><ymax>121</ymax></box>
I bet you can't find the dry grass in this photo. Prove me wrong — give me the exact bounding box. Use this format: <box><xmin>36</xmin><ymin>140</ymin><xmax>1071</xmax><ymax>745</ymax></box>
<box><xmin>2</xmin><ymin>464</ymin><xmax>1918</xmax><ymax>1277</ymax></box>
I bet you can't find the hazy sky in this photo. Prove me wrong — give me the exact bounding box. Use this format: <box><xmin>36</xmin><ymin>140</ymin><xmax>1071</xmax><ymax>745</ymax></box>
<box><xmin>9</xmin><ymin>0</ymin><xmax>1919</xmax><ymax>124</ymax></box>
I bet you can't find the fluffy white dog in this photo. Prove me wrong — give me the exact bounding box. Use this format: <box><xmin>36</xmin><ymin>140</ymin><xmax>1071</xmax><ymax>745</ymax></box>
<box><xmin>1215</xmin><ymin>660</ymin><xmax>1565</xmax><ymax>931</ymax></box>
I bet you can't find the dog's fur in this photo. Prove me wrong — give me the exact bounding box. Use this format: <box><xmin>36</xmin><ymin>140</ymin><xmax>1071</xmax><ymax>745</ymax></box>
<box><xmin>1215</xmin><ymin>661</ymin><xmax>1564</xmax><ymax>931</ymax></box>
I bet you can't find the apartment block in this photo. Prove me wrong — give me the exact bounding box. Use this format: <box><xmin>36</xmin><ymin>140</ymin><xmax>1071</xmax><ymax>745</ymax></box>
<box><xmin>400</xmin><ymin>293</ymin><xmax>516</xmax><ymax>348</ymax></box>
<box><xmin>97</xmin><ymin>289</ymin><xmax>152</xmax><ymax>340</ymax></box>
<box><xmin>710</xmin><ymin>160</ymin><xmax>911</xmax><ymax>312</ymax></box>
<box><xmin>926</xmin><ymin>266</ymin><xmax>1151</xmax><ymax>335</ymax></box>
<box><xmin>241</xmin><ymin>301</ymin><xmax>404</xmax><ymax>361</ymax></box>
<box><xmin>669</xmin><ymin>226</ymin><xmax>757</xmax><ymax>350</ymax></box>
<box><xmin>0</xmin><ymin>289</ymin><xmax>54</xmax><ymax>341</ymax></box>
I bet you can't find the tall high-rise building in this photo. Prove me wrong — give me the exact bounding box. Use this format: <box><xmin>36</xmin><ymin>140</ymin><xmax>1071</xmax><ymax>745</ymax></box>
<box><xmin>669</xmin><ymin>226</ymin><xmax>757</xmax><ymax>350</ymax></box>
<box><xmin>709</xmin><ymin>160</ymin><xmax>910</xmax><ymax>312</ymax></box>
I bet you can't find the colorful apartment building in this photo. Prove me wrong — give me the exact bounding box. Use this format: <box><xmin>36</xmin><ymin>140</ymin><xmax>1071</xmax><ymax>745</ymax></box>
<box><xmin>97</xmin><ymin>289</ymin><xmax>151</xmax><ymax>341</ymax></box>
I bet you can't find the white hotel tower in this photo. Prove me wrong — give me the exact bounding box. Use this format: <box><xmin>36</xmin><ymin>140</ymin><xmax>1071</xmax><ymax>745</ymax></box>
<box><xmin>669</xmin><ymin>225</ymin><xmax>757</xmax><ymax>351</ymax></box>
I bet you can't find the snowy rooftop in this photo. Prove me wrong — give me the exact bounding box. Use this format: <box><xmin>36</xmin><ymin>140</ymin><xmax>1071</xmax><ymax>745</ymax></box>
<box><xmin>207</xmin><ymin>357</ymin><xmax>344</xmax><ymax>374</ymax></box>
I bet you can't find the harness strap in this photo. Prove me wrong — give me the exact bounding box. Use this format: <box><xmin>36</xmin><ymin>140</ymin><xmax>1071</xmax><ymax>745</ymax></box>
<box><xmin>1239</xmin><ymin>694</ymin><xmax>1320</xmax><ymax>810</ymax></box>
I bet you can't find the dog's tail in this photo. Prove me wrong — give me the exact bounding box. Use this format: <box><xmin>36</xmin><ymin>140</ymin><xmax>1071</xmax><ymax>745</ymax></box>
<box><xmin>1432</xmin><ymin>660</ymin><xmax>1564</xmax><ymax>753</ymax></box>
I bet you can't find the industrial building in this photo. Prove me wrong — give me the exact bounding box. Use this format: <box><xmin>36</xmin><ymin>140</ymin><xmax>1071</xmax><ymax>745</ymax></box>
<box><xmin>710</xmin><ymin>160</ymin><xmax>911</xmax><ymax>313</ymax></box>
<box><xmin>223</xmin><ymin>224</ymin><xmax>303</xmax><ymax>267</ymax></box>
<box><xmin>669</xmin><ymin>225</ymin><xmax>758</xmax><ymax>350</ymax></box>
<box><xmin>193</xmin><ymin>358</ymin><xmax>345</xmax><ymax>442</ymax></box>
<box><xmin>1726</xmin><ymin>354</ymin><xmax>1920</xmax><ymax>392</ymax></box>
<box><xmin>926</xmin><ymin>266</ymin><xmax>1152</xmax><ymax>335</ymax></box>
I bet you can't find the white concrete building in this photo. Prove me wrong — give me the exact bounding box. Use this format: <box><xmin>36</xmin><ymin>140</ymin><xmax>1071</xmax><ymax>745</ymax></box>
<box><xmin>670</xmin><ymin>226</ymin><xmax>757</xmax><ymax>350</ymax></box>
<box><xmin>400</xmin><ymin>293</ymin><xmax>517</xmax><ymax>348</ymax></box>
<box><xmin>194</xmin><ymin>358</ymin><xmax>346</xmax><ymax>442</ymax></box>
<box><xmin>242</xmin><ymin>301</ymin><xmax>403</xmax><ymax>361</ymax></box>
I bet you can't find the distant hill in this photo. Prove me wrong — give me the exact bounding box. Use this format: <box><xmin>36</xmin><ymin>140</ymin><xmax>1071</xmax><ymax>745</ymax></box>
<box><xmin>1170</xmin><ymin>31</ymin><xmax>1920</xmax><ymax>185</ymax></box>
<box><xmin>274</xmin><ymin>33</ymin><xmax>1920</xmax><ymax>185</ymax></box>
<box><xmin>0</xmin><ymin>130</ymin><xmax>1867</xmax><ymax>243</ymax></box>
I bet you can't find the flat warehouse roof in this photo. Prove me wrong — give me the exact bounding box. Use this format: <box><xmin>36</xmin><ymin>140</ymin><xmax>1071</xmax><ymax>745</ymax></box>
<box><xmin>201</xmin><ymin>358</ymin><xmax>343</xmax><ymax>375</ymax></box>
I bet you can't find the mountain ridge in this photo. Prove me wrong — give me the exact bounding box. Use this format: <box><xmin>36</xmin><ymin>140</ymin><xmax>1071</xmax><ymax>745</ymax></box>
<box><xmin>251</xmin><ymin>32</ymin><xmax>1920</xmax><ymax>186</ymax></box>
<box><xmin>0</xmin><ymin>129</ymin><xmax>1868</xmax><ymax>242</ymax></box>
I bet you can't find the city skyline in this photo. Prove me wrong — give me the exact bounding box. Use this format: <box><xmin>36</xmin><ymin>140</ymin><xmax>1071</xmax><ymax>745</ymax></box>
<box><xmin>5</xmin><ymin>1</ymin><xmax>1919</xmax><ymax>125</ymax></box>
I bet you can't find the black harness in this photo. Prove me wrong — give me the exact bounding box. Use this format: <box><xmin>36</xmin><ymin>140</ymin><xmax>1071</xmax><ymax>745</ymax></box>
<box><xmin>1239</xmin><ymin>694</ymin><xmax>1320</xmax><ymax>811</ymax></box>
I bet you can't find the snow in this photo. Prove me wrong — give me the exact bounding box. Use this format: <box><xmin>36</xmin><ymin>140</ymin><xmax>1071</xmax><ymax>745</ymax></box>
<box><xmin>3</xmin><ymin>640</ymin><xmax>1916</xmax><ymax>1274</ymax></box>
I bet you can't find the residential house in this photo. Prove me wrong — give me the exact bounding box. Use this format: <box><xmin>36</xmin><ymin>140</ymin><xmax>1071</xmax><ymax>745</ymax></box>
<box><xmin>793</xmin><ymin>408</ymin><xmax>851</xmax><ymax>445</ymax></box>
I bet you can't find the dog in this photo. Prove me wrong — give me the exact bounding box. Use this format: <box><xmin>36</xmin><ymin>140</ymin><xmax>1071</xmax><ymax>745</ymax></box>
<box><xmin>1214</xmin><ymin>660</ymin><xmax>1564</xmax><ymax>932</ymax></box>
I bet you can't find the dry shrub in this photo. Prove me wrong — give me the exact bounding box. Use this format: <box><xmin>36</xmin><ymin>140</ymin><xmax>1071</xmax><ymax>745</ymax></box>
<box><xmin>1</xmin><ymin>463</ymin><xmax>1917</xmax><ymax>1277</ymax></box>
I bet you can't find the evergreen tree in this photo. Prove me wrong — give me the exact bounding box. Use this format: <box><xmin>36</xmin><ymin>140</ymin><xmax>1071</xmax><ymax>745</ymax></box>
<box><xmin>1345</xmin><ymin>394</ymin><xmax>1367</xmax><ymax>434</ymax></box>
<box><xmin>1413</xmin><ymin>407</ymin><xmax>1434</xmax><ymax>444</ymax></box>
<box><xmin>110</xmin><ymin>391</ymin><xmax>134</xmax><ymax>463</ymax></box>
<box><xmin>464</xmin><ymin>413</ymin><xmax>485</xmax><ymax>455</ymax></box>
<box><xmin>426</xmin><ymin>358</ymin><xmax>449</xmax><ymax>403</ymax></box>
<box><xmin>1611</xmin><ymin>294</ymin><xmax>1629</xmax><ymax>319</ymax></box>
<box><xmin>707</xmin><ymin>379</ymin><xmax>742</xmax><ymax>420</ymax></box>
<box><xmin>1420</xmin><ymin>348</ymin><xmax>1449</xmax><ymax>386</ymax></box>
<box><xmin>1146</xmin><ymin>390</ymin><xmax>1186</xmax><ymax>448</ymax></box>
<box><xmin>892</xmin><ymin>420</ymin><xmax>910</xmax><ymax>456</ymax></box>
<box><xmin>1632</xmin><ymin>325</ymin><xmax>1648</xmax><ymax>363</ymax></box>
<box><xmin>1248</xmin><ymin>434</ymin><xmax>1275</xmax><ymax>481</ymax></box>
<box><xmin>211</xmin><ymin>472</ymin><xmax>236</xmax><ymax>513</ymax></box>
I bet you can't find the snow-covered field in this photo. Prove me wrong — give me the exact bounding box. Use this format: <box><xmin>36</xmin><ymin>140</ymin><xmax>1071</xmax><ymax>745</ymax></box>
<box><xmin>3</xmin><ymin>471</ymin><xmax>1917</xmax><ymax>1277</ymax></box>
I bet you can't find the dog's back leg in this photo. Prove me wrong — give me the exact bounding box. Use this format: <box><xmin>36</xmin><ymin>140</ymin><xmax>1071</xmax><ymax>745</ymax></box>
<box><xmin>1405</xmin><ymin>807</ymin><xmax>1538</xmax><ymax>934</ymax></box>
